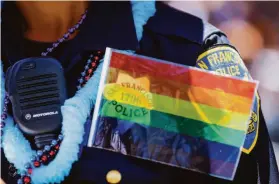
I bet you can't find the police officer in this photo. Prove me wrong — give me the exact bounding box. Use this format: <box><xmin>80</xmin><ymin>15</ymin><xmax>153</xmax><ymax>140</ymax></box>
<box><xmin>1</xmin><ymin>1</ymin><xmax>278</xmax><ymax>184</ymax></box>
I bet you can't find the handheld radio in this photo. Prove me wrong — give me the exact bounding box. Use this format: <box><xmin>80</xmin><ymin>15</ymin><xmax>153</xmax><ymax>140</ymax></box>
<box><xmin>5</xmin><ymin>57</ymin><xmax>67</xmax><ymax>149</ymax></box>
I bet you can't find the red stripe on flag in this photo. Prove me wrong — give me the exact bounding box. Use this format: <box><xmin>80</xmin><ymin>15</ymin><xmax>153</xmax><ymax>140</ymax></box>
<box><xmin>109</xmin><ymin>51</ymin><xmax>256</xmax><ymax>99</ymax></box>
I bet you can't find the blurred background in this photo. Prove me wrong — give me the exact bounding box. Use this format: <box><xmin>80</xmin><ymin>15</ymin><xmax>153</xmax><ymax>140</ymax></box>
<box><xmin>0</xmin><ymin>2</ymin><xmax>278</xmax><ymax>184</ymax></box>
<box><xmin>168</xmin><ymin>1</ymin><xmax>279</xmax><ymax>165</ymax></box>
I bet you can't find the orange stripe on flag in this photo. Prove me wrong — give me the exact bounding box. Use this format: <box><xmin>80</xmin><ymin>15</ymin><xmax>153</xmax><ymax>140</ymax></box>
<box><xmin>108</xmin><ymin>68</ymin><xmax>253</xmax><ymax>114</ymax></box>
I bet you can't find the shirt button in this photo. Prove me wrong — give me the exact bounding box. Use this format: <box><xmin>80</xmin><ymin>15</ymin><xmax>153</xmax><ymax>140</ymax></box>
<box><xmin>106</xmin><ymin>170</ymin><xmax>122</xmax><ymax>184</ymax></box>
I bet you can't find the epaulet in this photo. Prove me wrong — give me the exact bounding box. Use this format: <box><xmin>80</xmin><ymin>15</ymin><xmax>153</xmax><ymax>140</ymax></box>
<box><xmin>134</xmin><ymin>2</ymin><xmax>227</xmax><ymax>46</ymax></box>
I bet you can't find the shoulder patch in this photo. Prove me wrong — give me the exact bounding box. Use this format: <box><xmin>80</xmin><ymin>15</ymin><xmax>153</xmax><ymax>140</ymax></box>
<box><xmin>242</xmin><ymin>93</ymin><xmax>260</xmax><ymax>154</ymax></box>
<box><xmin>196</xmin><ymin>45</ymin><xmax>259</xmax><ymax>154</ymax></box>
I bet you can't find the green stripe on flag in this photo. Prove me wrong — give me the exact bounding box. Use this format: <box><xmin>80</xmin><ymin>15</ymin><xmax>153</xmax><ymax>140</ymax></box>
<box><xmin>100</xmin><ymin>100</ymin><xmax>246</xmax><ymax>147</ymax></box>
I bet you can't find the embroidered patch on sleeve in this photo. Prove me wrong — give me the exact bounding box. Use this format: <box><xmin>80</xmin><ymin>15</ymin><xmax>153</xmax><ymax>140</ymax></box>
<box><xmin>196</xmin><ymin>45</ymin><xmax>259</xmax><ymax>154</ymax></box>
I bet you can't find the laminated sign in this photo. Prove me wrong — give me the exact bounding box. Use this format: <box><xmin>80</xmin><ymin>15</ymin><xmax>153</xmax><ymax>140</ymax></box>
<box><xmin>88</xmin><ymin>48</ymin><xmax>258</xmax><ymax>180</ymax></box>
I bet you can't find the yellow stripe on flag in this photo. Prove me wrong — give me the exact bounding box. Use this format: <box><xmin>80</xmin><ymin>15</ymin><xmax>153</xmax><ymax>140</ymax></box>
<box><xmin>103</xmin><ymin>84</ymin><xmax>250</xmax><ymax>131</ymax></box>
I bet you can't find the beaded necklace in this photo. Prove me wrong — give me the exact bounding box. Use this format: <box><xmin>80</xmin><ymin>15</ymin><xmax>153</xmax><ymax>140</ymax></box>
<box><xmin>1</xmin><ymin>2</ymin><xmax>156</xmax><ymax>183</ymax></box>
<box><xmin>1</xmin><ymin>9</ymin><xmax>102</xmax><ymax>184</ymax></box>
<box><xmin>77</xmin><ymin>51</ymin><xmax>103</xmax><ymax>90</ymax></box>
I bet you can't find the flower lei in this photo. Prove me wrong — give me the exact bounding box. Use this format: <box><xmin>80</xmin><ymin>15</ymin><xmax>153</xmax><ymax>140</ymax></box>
<box><xmin>1</xmin><ymin>1</ymin><xmax>156</xmax><ymax>184</ymax></box>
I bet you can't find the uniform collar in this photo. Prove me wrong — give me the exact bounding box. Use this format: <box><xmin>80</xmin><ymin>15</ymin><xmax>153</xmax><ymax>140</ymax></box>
<box><xmin>59</xmin><ymin>1</ymin><xmax>139</xmax><ymax>70</ymax></box>
<box><xmin>73</xmin><ymin>2</ymin><xmax>139</xmax><ymax>51</ymax></box>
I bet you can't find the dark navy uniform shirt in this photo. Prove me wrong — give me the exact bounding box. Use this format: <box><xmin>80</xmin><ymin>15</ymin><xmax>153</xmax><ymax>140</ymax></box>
<box><xmin>1</xmin><ymin>2</ymin><xmax>279</xmax><ymax>184</ymax></box>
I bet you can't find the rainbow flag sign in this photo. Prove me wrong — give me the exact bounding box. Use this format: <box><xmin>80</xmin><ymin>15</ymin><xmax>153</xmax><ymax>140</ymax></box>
<box><xmin>88</xmin><ymin>48</ymin><xmax>258</xmax><ymax>180</ymax></box>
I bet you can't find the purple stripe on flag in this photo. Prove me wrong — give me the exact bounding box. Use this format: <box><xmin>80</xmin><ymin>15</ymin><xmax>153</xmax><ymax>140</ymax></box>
<box><xmin>93</xmin><ymin>116</ymin><xmax>239</xmax><ymax>179</ymax></box>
